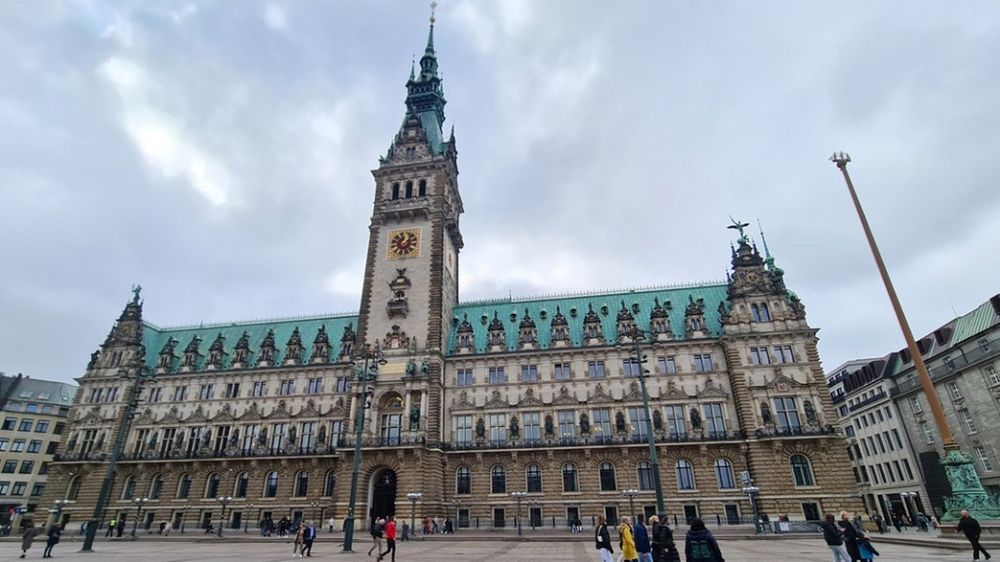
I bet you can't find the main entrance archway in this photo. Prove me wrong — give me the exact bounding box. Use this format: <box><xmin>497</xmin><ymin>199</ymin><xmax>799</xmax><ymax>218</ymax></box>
<box><xmin>369</xmin><ymin>468</ymin><xmax>397</xmax><ymax>524</ymax></box>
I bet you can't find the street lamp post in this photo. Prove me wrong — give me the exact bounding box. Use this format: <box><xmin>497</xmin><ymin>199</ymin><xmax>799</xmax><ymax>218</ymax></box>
<box><xmin>179</xmin><ymin>506</ymin><xmax>188</xmax><ymax>533</ymax></box>
<box><xmin>623</xmin><ymin>489</ymin><xmax>639</xmax><ymax>522</ymax></box>
<box><xmin>52</xmin><ymin>499</ymin><xmax>75</xmax><ymax>527</ymax></box>
<box><xmin>130</xmin><ymin>498</ymin><xmax>148</xmax><ymax>538</ymax></box>
<box><xmin>81</xmin><ymin>358</ymin><xmax>155</xmax><ymax>552</ymax></box>
<box><xmin>830</xmin><ymin>153</ymin><xmax>989</xmax><ymax>521</ymax></box>
<box><xmin>342</xmin><ymin>343</ymin><xmax>386</xmax><ymax>552</ymax></box>
<box><xmin>245</xmin><ymin>504</ymin><xmax>255</xmax><ymax>533</ymax></box>
<box><xmin>619</xmin><ymin>326</ymin><xmax>666</xmax><ymax>515</ymax></box>
<box><xmin>216</xmin><ymin>496</ymin><xmax>232</xmax><ymax>537</ymax></box>
<box><xmin>407</xmin><ymin>492</ymin><xmax>422</xmax><ymax>540</ymax></box>
<box><xmin>511</xmin><ymin>491</ymin><xmax>527</xmax><ymax>536</ymax></box>
<box><xmin>742</xmin><ymin>485</ymin><xmax>762</xmax><ymax>533</ymax></box>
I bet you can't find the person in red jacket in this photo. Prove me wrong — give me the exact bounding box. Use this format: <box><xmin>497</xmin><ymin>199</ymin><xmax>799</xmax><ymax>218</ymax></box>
<box><xmin>378</xmin><ymin>515</ymin><xmax>397</xmax><ymax>562</ymax></box>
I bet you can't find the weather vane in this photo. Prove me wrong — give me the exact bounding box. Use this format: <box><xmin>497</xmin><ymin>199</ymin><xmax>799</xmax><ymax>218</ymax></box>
<box><xmin>430</xmin><ymin>1</ymin><xmax>437</xmax><ymax>24</ymax></box>
<box><xmin>727</xmin><ymin>216</ymin><xmax>750</xmax><ymax>244</ymax></box>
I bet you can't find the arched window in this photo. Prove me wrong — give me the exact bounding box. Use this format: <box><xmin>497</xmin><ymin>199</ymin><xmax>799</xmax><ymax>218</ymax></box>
<box><xmin>714</xmin><ymin>459</ymin><xmax>735</xmax><ymax>489</ymax></box>
<box><xmin>456</xmin><ymin>466</ymin><xmax>471</xmax><ymax>495</ymax></box>
<box><xmin>121</xmin><ymin>475</ymin><xmax>136</xmax><ymax>500</ymax></box>
<box><xmin>491</xmin><ymin>465</ymin><xmax>506</xmax><ymax>494</ymax></box>
<box><xmin>759</xmin><ymin>303</ymin><xmax>771</xmax><ymax>322</ymax></box>
<box><xmin>526</xmin><ymin>464</ymin><xmax>542</xmax><ymax>493</ymax></box>
<box><xmin>405</xmin><ymin>181</ymin><xmax>413</xmax><ymax>198</ymax></box>
<box><xmin>205</xmin><ymin>472</ymin><xmax>220</xmax><ymax>498</ymax></box>
<box><xmin>675</xmin><ymin>459</ymin><xmax>696</xmax><ymax>490</ymax></box>
<box><xmin>750</xmin><ymin>304</ymin><xmax>761</xmax><ymax>322</ymax></box>
<box><xmin>599</xmin><ymin>462</ymin><xmax>616</xmax><ymax>491</ymax></box>
<box><xmin>391</xmin><ymin>182</ymin><xmax>400</xmax><ymax>200</ymax></box>
<box><xmin>264</xmin><ymin>471</ymin><xmax>279</xmax><ymax>498</ymax></box>
<box><xmin>323</xmin><ymin>471</ymin><xmax>337</xmax><ymax>497</ymax></box>
<box><xmin>562</xmin><ymin>464</ymin><xmax>578</xmax><ymax>492</ymax></box>
<box><xmin>294</xmin><ymin>471</ymin><xmax>309</xmax><ymax>497</ymax></box>
<box><xmin>66</xmin><ymin>476</ymin><xmax>81</xmax><ymax>501</ymax></box>
<box><xmin>177</xmin><ymin>473</ymin><xmax>192</xmax><ymax>499</ymax></box>
<box><xmin>234</xmin><ymin>472</ymin><xmax>249</xmax><ymax>498</ymax></box>
<box><xmin>148</xmin><ymin>473</ymin><xmax>163</xmax><ymax>499</ymax></box>
<box><xmin>418</xmin><ymin>179</ymin><xmax>427</xmax><ymax>197</ymax></box>
<box><xmin>791</xmin><ymin>454</ymin><xmax>815</xmax><ymax>486</ymax></box>
<box><xmin>637</xmin><ymin>461</ymin><xmax>654</xmax><ymax>491</ymax></box>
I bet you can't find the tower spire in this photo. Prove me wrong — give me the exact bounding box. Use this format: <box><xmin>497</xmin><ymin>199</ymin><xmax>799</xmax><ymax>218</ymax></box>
<box><xmin>426</xmin><ymin>1</ymin><xmax>437</xmax><ymax>56</ymax></box>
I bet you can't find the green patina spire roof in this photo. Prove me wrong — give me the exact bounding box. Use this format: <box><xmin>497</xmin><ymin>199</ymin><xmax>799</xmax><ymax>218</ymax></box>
<box><xmin>393</xmin><ymin>6</ymin><xmax>446</xmax><ymax>156</ymax></box>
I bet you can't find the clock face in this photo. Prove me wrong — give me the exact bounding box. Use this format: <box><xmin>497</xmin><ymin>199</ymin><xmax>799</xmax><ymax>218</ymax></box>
<box><xmin>387</xmin><ymin>229</ymin><xmax>420</xmax><ymax>259</ymax></box>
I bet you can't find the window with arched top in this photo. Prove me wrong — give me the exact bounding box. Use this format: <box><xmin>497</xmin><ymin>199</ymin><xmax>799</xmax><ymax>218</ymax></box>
<box><xmin>148</xmin><ymin>473</ymin><xmax>163</xmax><ymax>499</ymax></box>
<box><xmin>791</xmin><ymin>454</ymin><xmax>815</xmax><ymax>486</ymax></box>
<box><xmin>405</xmin><ymin>181</ymin><xmax>413</xmax><ymax>198</ymax></box>
<box><xmin>526</xmin><ymin>464</ymin><xmax>542</xmax><ymax>493</ymax></box>
<box><xmin>391</xmin><ymin>182</ymin><xmax>400</xmax><ymax>200</ymax></box>
<box><xmin>491</xmin><ymin>465</ymin><xmax>506</xmax><ymax>494</ymax></box>
<box><xmin>418</xmin><ymin>179</ymin><xmax>427</xmax><ymax>197</ymax></box>
<box><xmin>177</xmin><ymin>473</ymin><xmax>192</xmax><ymax>499</ymax></box>
<box><xmin>637</xmin><ymin>461</ymin><xmax>654</xmax><ymax>491</ymax></box>
<box><xmin>323</xmin><ymin>471</ymin><xmax>336</xmax><ymax>497</ymax></box>
<box><xmin>456</xmin><ymin>466</ymin><xmax>471</xmax><ymax>495</ymax></box>
<box><xmin>714</xmin><ymin>459</ymin><xmax>736</xmax><ymax>489</ymax></box>
<box><xmin>234</xmin><ymin>472</ymin><xmax>250</xmax><ymax>498</ymax></box>
<box><xmin>562</xmin><ymin>464</ymin><xmax>578</xmax><ymax>492</ymax></box>
<box><xmin>264</xmin><ymin>471</ymin><xmax>279</xmax><ymax>498</ymax></box>
<box><xmin>294</xmin><ymin>471</ymin><xmax>309</xmax><ymax>497</ymax></box>
<box><xmin>121</xmin><ymin>475</ymin><xmax>136</xmax><ymax>500</ymax></box>
<box><xmin>675</xmin><ymin>459</ymin><xmax>696</xmax><ymax>490</ymax></box>
<box><xmin>599</xmin><ymin>462</ymin><xmax>616</xmax><ymax>491</ymax></box>
<box><xmin>204</xmin><ymin>472</ymin><xmax>220</xmax><ymax>498</ymax></box>
<box><xmin>66</xmin><ymin>476</ymin><xmax>81</xmax><ymax>500</ymax></box>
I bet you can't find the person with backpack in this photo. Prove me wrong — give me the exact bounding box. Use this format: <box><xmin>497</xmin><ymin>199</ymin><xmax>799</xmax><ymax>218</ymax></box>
<box><xmin>42</xmin><ymin>523</ymin><xmax>62</xmax><ymax>558</ymax></box>
<box><xmin>821</xmin><ymin>513</ymin><xmax>851</xmax><ymax>562</ymax></box>
<box><xmin>650</xmin><ymin>515</ymin><xmax>680</xmax><ymax>562</ymax></box>
<box><xmin>595</xmin><ymin>515</ymin><xmax>614</xmax><ymax>562</ymax></box>
<box><xmin>368</xmin><ymin>517</ymin><xmax>385</xmax><ymax>558</ymax></box>
<box><xmin>684</xmin><ymin>518</ymin><xmax>724</xmax><ymax>562</ymax></box>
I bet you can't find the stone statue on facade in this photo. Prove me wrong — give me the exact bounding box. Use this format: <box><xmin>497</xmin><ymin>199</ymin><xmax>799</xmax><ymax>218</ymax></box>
<box><xmin>509</xmin><ymin>416</ymin><xmax>519</xmax><ymax>438</ymax></box>
<box><xmin>690</xmin><ymin>407</ymin><xmax>702</xmax><ymax>430</ymax></box>
<box><xmin>406</xmin><ymin>359</ymin><xmax>417</xmax><ymax>377</ymax></box>
<box><xmin>760</xmin><ymin>402</ymin><xmax>773</xmax><ymax>425</ymax></box>
<box><xmin>579</xmin><ymin>413</ymin><xmax>590</xmax><ymax>435</ymax></box>
<box><xmin>475</xmin><ymin>418</ymin><xmax>486</xmax><ymax>439</ymax></box>
<box><xmin>804</xmin><ymin>400</ymin><xmax>818</xmax><ymax>424</ymax></box>
<box><xmin>420</xmin><ymin>359</ymin><xmax>430</xmax><ymax>376</ymax></box>
<box><xmin>616</xmin><ymin>411</ymin><xmax>627</xmax><ymax>434</ymax></box>
<box><xmin>410</xmin><ymin>406</ymin><xmax>421</xmax><ymax>430</ymax></box>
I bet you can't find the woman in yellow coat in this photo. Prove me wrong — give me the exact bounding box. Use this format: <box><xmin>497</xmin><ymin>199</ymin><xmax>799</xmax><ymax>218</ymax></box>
<box><xmin>619</xmin><ymin>516</ymin><xmax>639</xmax><ymax>562</ymax></box>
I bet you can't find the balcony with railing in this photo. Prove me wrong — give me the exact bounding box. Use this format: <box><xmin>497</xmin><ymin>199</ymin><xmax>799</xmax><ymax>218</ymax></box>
<box><xmin>889</xmin><ymin>338</ymin><xmax>1000</xmax><ymax>397</ymax></box>
<box><xmin>442</xmin><ymin>430</ymin><xmax>746</xmax><ymax>451</ymax></box>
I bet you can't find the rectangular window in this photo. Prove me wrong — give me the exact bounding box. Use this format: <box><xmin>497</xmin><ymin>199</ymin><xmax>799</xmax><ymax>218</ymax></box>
<box><xmin>0</xmin><ymin>438</ymin><xmax>6</xmax><ymax>452</ymax></box>
<box><xmin>885</xmin><ymin>406</ymin><xmax>893</xmax><ymax>419</ymax></box>
<box><xmin>902</xmin><ymin>459</ymin><xmax>914</xmax><ymax>480</ymax></box>
<box><xmin>278</xmin><ymin>379</ymin><xmax>295</xmax><ymax>396</ymax></box>
<box><xmin>18</xmin><ymin>419</ymin><xmax>33</xmax><ymax>432</ymax></box>
<box><xmin>557</xmin><ymin>411</ymin><xmax>576</xmax><ymax>439</ymax></box>
<box><xmin>554</xmin><ymin>363</ymin><xmax>571</xmax><ymax>380</ymax></box>
<box><xmin>523</xmin><ymin>412</ymin><xmax>541</xmax><ymax>442</ymax></box>
<box><xmin>948</xmin><ymin>382</ymin><xmax>962</xmax><ymax>400</ymax></box>
<box><xmin>1</xmin><ymin>417</ymin><xmax>15</xmax><ymax>431</ymax></box>
<box><xmin>11</xmin><ymin>482</ymin><xmax>26</xmax><ymax>496</ymax></box>
<box><xmin>306</xmin><ymin>378</ymin><xmax>323</xmax><ymax>394</ymax></box>
<box><xmin>628</xmin><ymin>407</ymin><xmax>648</xmax><ymax>438</ymax></box>
<box><xmin>774</xmin><ymin>397</ymin><xmax>801</xmax><ymax>430</ymax></box>
<box><xmin>664</xmin><ymin>405</ymin><xmax>686</xmax><ymax>437</ymax></box>
<box><xmin>488</xmin><ymin>414</ymin><xmax>507</xmax><ymax>444</ymax></box>
<box><xmin>592</xmin><ymin>409</ymin><xmax>612</xmax><ymax>441</ymax></box>
<box><xmin>0</xmin><ymin>482</ymin><xmax>9</xmax><ymax>494</ymax></box>
<box><xmin>521</xmin><ymin>364</ymin><xmax>539</xmax><ymax>382</ymax></box>
<box><xmin>960</xmin><ymin>409</ymin><xmax>978</xmax><ymax>434</ymax></box>
<box><xmin>455</xmin><ymin>415</ymin><xmax>473</xmax><ymax>445</ymax></box>
<box><xmin>875</xmin><ymin>434</ymin><xmax>886</xmax><ymax>454</ymax></box>
<box><xmin>240</xmin><ymin>425</ymin><xmax>258</xmax><ymax>450</ymax></box>
<box><xmin>986</xmin><ymin>365</ymin><xmax>1000</xmax><ymax>386</ymax></box>
<box><xmin>861</xmin><ymin>440</ymin><xmax>870</xmax><ymax>457</ymax></box>
<box><xmin>300</xmin><ymin>421</ymin><xmax>317</xmax><ymax>449</ymax></box>
<box><xmin>33</xmin><ymin>420</ymin><xmax>49</xmax><ymax>434</ymax></box>
<box><xmin>623</xmin><ymin>359</ymin><xmax>642</xmax><ymax>376</ymax></box>
<box><xmin>488</xmin><ymin>367</ymin><xmax>506</xmax><ymax>384</ymax></box>
<box><xmin>2</xmin><ymin>460</ymin><xmax>17</xmax><ymax>473</ymax></box>
<box><xmin>884</xmin><ymin>431</ymin><xmax>894</xmax><ymax>451</ymax></box>
<box><xmin>456</xmin><ymin>368</ymin><xmax>473</xmax><ymax>386</ymax></box>
<box><xmin>27</xmin><ymin>440</ymin><xmax>42</xmax><ymax>454</ymax></box>
<box><xmin>224</xmin><ymin>383</ymin><xmax>240</xmax><ymax>399</ymax></box>
<box><xmin>270</xmin><ymin>423</ymin><xmax>287</xmax><ymax>450</ymax></box>
<box><xmin>893</xmin><ymin>460</ymin><xmax>904</xmax><ymax>481</ymax></box>
<box><xmin>750</xmin><ymin>347</ymin><xmax>771</xmax><ymax>366</ymax></box>
<box><xmin>876</xmin><ymin>464</ymin><xmax>887</xmax><ymax>482</ymax></box>
<box><xmin>329</xmin><ymin>420</ymin><xmax>344</xmax><ymax>447</ymax></box>
<box><xmin>774</xmin><ymin>345</ymin><xmax>796</xmax><ymax>363</ymax></box>
<box><xmin>172</xmin><ymin>386</ymin><xmax>188</xmax><ymax>401</ymax></box>
<box><xmin>876</xmin><ymin>409</ymin><xmax>885</xmax><ymax>422</ymax></box>
<box><xmin>46</xmin><ymin>441</ymin><xmax>58</xmax><ymax>455</ymax></box>
<box><xmin>335</xmin><ymin>377</ymin><xmax>350</xmax><ymax>393</ymax></box>
<box><xmin>694</xmin><ymin>354</ymin><xmax>714</xmax><ymax>372</ymax></box>
<box><xmin>251</xmin><ymin>381</ymin><xmax>267</xmax><ymax>397</ymax></box>
<box><xmin>19</xmin><ymin>461</ymin><xmax>35</xmax><ymax>474</ymax></box>
<box><xmin>379</xmin><ymin>414</ymin><xmax>401</xmax><ymax>445</ymax></box>
<box><xmin>975</xmin><ymin>447</ymin><xmax>994</xmax><ymax>472</ymax></box>
<box><xmin>148</xmin><ymin>386</ymin><xmax>163</xmax><ymax>402</ymax></box>
<box><xmin>921</xmin><ymin>423</ymin><xmax>934</xmax><ymax>444</ymax></box>
<box><xmin>11</xmin><ymin>440</ymin><xmax>25</xmax><ymax>452</ymax></box>
<box><xmin>704</xmin><ymin>404</ymin><xmax>726</xmax><ymax>435</ymax></box>
<box><xmin>657</xmin><ymin>356</ymin><xmax>677</xmax><ymax>374</ymax></box>
<box><xmin>909</xmin><ymin>397</ymin><xmax>922</xmax><ymax>414</ymax></box>
<box><xmin>199</xmin><ymin>384</ymin><xmax>214</xmax><ymax>400</ymax></box>
<box><xmin>587</xmin><ymin>361</ymin><xmax>606</xmax><ymax>379</ymax></box>
<box><xmin>31</xmin><ymin>483</ymin><xmax>45</xmax><ymax>497</ymax></box>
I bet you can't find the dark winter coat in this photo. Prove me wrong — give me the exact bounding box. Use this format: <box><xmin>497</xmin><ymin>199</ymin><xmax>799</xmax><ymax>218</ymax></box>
<box><xmin>839</xmin><ymin>519</ymin><xmax>861</xmax><ymax>561</ymax></box>
<box><xmin>634</xmin><ymin>523</ymin><xmax>652</xmax><ymax>553</ymax></box>
<box><xmin>652</xmin><ymin>523</ymin><xmax>681</xmax><ymax>562</ymax></box>
<box><xmin>957</xmin><ymin>515</ymin><xmax>981</xmax><ymax>539</ymax></box>
<box><xmin>595</xmin><ymin>523</ymin><xmax>614</xmax><ymax>553</ymax></box>
<box><xmin>684</xmin><ymin>528</ymin><xmax>724</xmax><ymax>562</ymax></box>
<box><xmin>821</xmin><ymin>522</ymin><xmax>844</xmax><ymax>546</ymax></box>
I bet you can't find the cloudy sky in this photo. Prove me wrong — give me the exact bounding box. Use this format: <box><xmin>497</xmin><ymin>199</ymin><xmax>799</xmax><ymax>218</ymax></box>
<box><xmin>2</xmin><ymin>1</ymin><xmax>998</xmax><ymax>385</ymax></box>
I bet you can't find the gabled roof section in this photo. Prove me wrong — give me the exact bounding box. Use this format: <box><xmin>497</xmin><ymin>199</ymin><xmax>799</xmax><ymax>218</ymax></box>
<box><xmin>9</xmin><ymin>377</ymin><xmax>77</xmax><ymax>406</ymax></box>
<box><xmin>447</xmin><ymin>282</ymin><xmax>728</xmax><ymax>355</ymax></box>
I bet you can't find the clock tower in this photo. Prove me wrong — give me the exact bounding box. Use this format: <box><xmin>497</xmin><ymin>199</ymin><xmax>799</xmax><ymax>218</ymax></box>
<box><xmin>356</xmin><ymin>15</ymin><xmax>463</xmax><ymax>364</ymax></box>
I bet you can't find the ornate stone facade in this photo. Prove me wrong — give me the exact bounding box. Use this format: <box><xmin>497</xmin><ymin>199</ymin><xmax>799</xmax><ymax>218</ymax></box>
<box><xmin>41</xmin><ymin>18</ymin><xmax>862</xmax><ymax>532</ymax></box>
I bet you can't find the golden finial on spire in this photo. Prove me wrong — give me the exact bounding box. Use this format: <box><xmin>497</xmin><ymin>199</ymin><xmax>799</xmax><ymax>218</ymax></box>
<box><xmin>430</xmin><ymin>1</ymin><xmax>437</xmax><ymax>24</ymax></box>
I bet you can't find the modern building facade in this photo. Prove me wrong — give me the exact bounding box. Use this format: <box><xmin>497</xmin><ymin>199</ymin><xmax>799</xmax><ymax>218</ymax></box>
<box><xmin>828</xmin><ymin>359</ymin><xmax>931</xmax><ymax>523</ymax></box>
<box><xmin>41</xmin><ymin>18</ymin><xmax>862</xmax><ymax>532</ymax></box>
<box><xmin>0</xmin><ymin>373</ymin><xmax>76</xmax><ymax>528</ymax></box>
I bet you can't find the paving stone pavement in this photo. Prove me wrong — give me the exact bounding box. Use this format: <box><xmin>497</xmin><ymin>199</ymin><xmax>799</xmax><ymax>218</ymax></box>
<box><xmin>1</xmin><ymin>536</ymin><xmax>985</xmax><ymax>561</ymax></box>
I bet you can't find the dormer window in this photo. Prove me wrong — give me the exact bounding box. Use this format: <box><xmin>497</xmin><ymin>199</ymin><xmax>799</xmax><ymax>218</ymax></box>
<box><xmin>750</xmin><ymin>303</ymin><xmax>771</xmax><ymax>322</ymax></box>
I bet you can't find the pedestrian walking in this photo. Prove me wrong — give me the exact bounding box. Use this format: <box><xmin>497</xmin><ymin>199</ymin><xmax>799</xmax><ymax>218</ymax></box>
<box><xmin>839</xmin><ymin>511</ymin><xmax>861</xmax><ymax>561</ymax></box>
<box><xmin>42</xmin><ymin>524</ymin><xmax>62</xmax><ymax>558</ymax></box>
<box><xmin>634</xmin><ymin>514</ymin><xmax>653</xmax><ymax>562</ymax></box>
<box><xmin>164</xmin><ymin>521</ymin><xmax>172</xmax><ymax>536</ymax></box>
<box><xmin>821</xmin><ymin>514</ymin><xmax>851</xmax><ymax>562</ymax></box>
<box><xmin>857</xmin><ymin>532</ymin><xmax>879</xmax><ymax>561</ymax></box>
<box><xmin>293</xmin><ymin>525</ymin><xmax>305</xmax><ymax>557</ymax></box>
<box><xmin>684</xmin><ymin>518</ymin><xmax>724</xmax><ymax>562</ymax></box>
<box><xmin>595</xmin><ymin>515</ymin><xmax>614</xmax><ymax>562</ymax></box>
<box><xmin>327</xmin><ymin>516</ymin><xmax>336</xmax><ymax>533</ymax></box>
<box><xmin>368</xmin><ymin>517</ymin><xmax>385</xmax><ymax>558</ymax></box>
<box><xmin>19</xmin><ymin>521</ymin><xmax>43</xmax><ymax>559</ymax></box>
<box><xmin>302</xmin><ymin>521</ymin><xmax>317</xmax><ymax>557</ymax></box>
<box><xmin>377</xmin><ymin>515</ymin><xmax>397</xmax><ymax>562</ymax></box>
<box><xmin>891</xmin><ymin>514</ymin><xmax>901</xmax><ymax>533</ymax></box>
<box><xmin>649</xmin><ymin>515</ymin><xmax>680</xmax><ymax>562</ymax></box>
<box><xmin>619</xmin><ymin>515</ymin><xmax>639</xmax><ymax>562</ymax></box>
<box><xmin>956</xmin><ymin>510</ymin><xmax>992</xmax><ymax>561</ymax></box>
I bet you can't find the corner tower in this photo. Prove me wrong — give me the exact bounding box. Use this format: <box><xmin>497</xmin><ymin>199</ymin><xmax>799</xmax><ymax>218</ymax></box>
<box><xmin>356</xmin><ymin>13</ymin><xmax>463</xmax><ymax>357</ymax></box>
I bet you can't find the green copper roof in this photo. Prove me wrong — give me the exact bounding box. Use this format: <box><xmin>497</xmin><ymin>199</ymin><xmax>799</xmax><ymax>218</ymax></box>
<box><xmin>447</xmin><ymin>283</ymin><xmax>729</xmax><ymax>354</ymax></box>
<box><xmin>951</xmin><ymin>298</ymin><xmax>1000</xmax><ymax>344</ymax></box>
<box><xmin>142</xmin><ymin>314</ymin><xmax>357</xmax><ymax>372</ymax></box>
